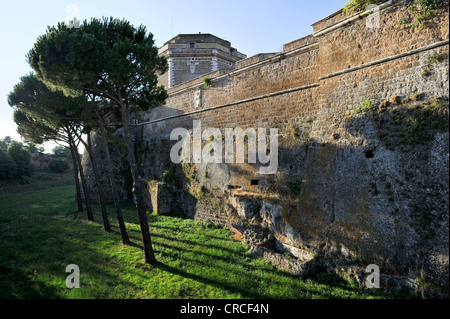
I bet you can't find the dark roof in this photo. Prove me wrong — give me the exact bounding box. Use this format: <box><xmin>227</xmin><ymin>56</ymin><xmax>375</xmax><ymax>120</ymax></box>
<box><xmin>163</xmin><ymin>33</ymin><xmax>231</xmax><ymax>47</ymax></box>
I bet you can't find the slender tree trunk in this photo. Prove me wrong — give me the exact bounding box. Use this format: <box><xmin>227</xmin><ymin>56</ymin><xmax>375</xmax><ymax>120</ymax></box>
<box><xmin>72</xmin><ymin>127</ymin><xmax>110</xmax><ymax>231</ymax></box>
<box><xmin>69</xmin><ymin>131</ymin><xmax>94</xmax><ymax>221</ymax></box>
<box><xmin>94</xmin><ymin>108</ymin><xmax>131</xmax><ymax>245</ymax></box>
<box><xmin>68</xmin><ymin>141</ymin><xmax>83</xmax><ymax>213</ymax></box>
<box><xmin>86</xmin><ymin>131</ymin><xmax>111</xmax><ymax>232</ymax></box>
<box><xmin>118</xmin><ymin>97</ymin><xmax>156</xmax><ymax>264</ymax></box>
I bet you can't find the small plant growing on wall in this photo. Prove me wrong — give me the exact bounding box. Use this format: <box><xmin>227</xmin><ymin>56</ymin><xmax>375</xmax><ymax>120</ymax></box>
<box><xmin>288</xmin><ymin>125</ymin><xmax>300</xmax><ymax>140</ymax></box>
<box><xmin>182</xmin><ymin>163</ymin><xmax>197</xmax><ymax>183</ymax></box>
<box><xmin>411</xmin><ymin>93</ymin><xmax>423</xmax><ymax>101</ymax></box>
<box><xmin>203</xmin><ymin>77</ymin><xmax>212</xmax><ymax>88</ymax></box>
<box><xmin>343</xmin><ymin>0</ymin><xmax>381</xmax><ymax>13</ymax></box>
<box><xmin>390</xmin><ymin>95</ymin><xmax>401</xmax><ymax>105</ymax></box>
<box><xmin>378</xmin><ymin>100</ymin><xmax>390</xmax><ymax>111</ymax></box>
<box><xmin>197</xmin><ymin>184</ymin><xmax>206</xmax><ymax>199</ymax></box>
<box><xmin>408</xmin><ymin>0</ymin><xmax>443</xmax><ymax>29</ymax></box>
<box><xmin>370</xmin><ymin>94</ymin><xmax>449</xmax><ymax>148</ymax></box>
<box><xmin>427</xmin><ymin>53</ymin><xmax>443</xmax><ymax>65</ymax></box>
<box><xmin>343</xmin><ymin>0</ymin><xmax>443</xmax><ymax>30</ymax></box>
<box><xmin>354</xmin><ymin>98</ymin><xmax>375</xmax><ymax>113</ymax></box>
<box><xmin>405</xmin><ymin>118</ymin><xmax>422</xmax><ymax>144</ymax></box>
<box><xmin>161</xmin><ymin>169</ymin><xmax>175</xmax><ymax>183</ymax></box>
<box><xmin>420</xmin><ymin>69</ymin><xmax>431</xmax><ymax>77</ymax></box>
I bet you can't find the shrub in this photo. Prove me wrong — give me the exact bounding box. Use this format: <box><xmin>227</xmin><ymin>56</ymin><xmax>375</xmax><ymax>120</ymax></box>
<box><xmin>0</xmin><ymin>149</ymin><xmax>16</xmax><ymax>180</ymax></box>
<box><xmin>52</xmin><ymin>146</ymin><xmax>71</xmax><ymax>159</ymax></box>
<box><xmin>6</xmin><ymin>141</ymin><xmax>33</xmax><ymax>178</ymax></box>
<box><xmin>48</xmin><ymin>159</ymin><xmax>69</xmax><ymax>173</ymax></box>
<box><xmin>343</xmin><ymin>0</ymin><xmax>381</xmax><ymax>13</ymax></box>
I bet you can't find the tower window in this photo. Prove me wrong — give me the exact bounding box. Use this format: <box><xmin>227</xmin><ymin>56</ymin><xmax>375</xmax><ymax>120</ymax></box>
<box><xmin>189</xmin><ymin>43</ymin><xmax>195</xmax><ymax>48</ymax></box>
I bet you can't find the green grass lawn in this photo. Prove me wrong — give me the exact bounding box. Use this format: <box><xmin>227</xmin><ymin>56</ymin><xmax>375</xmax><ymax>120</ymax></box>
<box><xmin>0</xmin><ymin>183</ymin><xmax>393</xmax><ymax>299</ymax></box>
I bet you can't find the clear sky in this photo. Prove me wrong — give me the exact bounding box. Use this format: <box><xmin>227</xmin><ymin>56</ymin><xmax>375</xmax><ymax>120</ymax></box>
<box><xmin>0</xmin><ymin>0</ymin><xmax>346</xmax><ymax>153</ymax></box>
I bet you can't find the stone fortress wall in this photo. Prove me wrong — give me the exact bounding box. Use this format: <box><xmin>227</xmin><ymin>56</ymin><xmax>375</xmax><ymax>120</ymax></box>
<box><xmin>84</xmin><ymin>0</ymin><xmax>449</xmax><ymax>295</ymax></box>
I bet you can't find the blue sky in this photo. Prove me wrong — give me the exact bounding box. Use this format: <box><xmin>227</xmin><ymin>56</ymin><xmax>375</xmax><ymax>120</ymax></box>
<box><xmin>0</xmin><ymin>0</ymin><xmax>346</xmax><ymax>152</ymax></box>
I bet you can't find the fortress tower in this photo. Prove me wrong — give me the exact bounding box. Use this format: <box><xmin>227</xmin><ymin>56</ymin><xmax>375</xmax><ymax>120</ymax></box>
<box><xmin>158</xmin><ymin>33</ymin><xmax>246</xmax><ymax>88</ymax></box>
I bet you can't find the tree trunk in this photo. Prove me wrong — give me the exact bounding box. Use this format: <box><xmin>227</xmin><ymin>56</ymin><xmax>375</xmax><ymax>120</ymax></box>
<box><xmin>69</xmin><ymin>132</ymin><xmax>94</xmax><ymax>221</ymax></box>
<box><xmin>68</xmin><ymin>140</ymin><xmax>83</xmax><ymax>213</ymax></box>
<box><xmin>119</xmin><ymin>100</ymin><xmax>157</xmax><ymax>264</ymax></box>
<box><xmin>86</xmin><ymin>130</ymin><xmax>111</xmax><ymax>232</ymax></box>
<box><xmin>95</xmin><ymin>108</ymin><xmax>131</xmax><ymax>245</ymax></box>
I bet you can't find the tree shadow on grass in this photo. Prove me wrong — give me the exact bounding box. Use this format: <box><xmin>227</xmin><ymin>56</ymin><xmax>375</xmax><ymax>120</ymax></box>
<box><xmin>153</xmin><ymin>260</ymin><xmax>374</xmax><ymax>299</ymax></box>
<box><xmin>154</xmin><ymin>261</ymin><xmax>271</xmax><ymax>299</ymax></box>
<box><xmin>0</xmin><ymin>265</ymin><xmax>61</xmax><ymax>298</ymax></box>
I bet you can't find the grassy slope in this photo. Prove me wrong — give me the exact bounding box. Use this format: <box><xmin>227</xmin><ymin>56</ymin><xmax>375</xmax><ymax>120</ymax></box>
<box><xmin>0</xmin><ymin>184</ymin><xmax>393</xmax><ymax>299</ymax></box>
<box><xmin>0</xmin><ymin>170</ymin><xmax>74</xmax><ymax>195</ymax></box>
